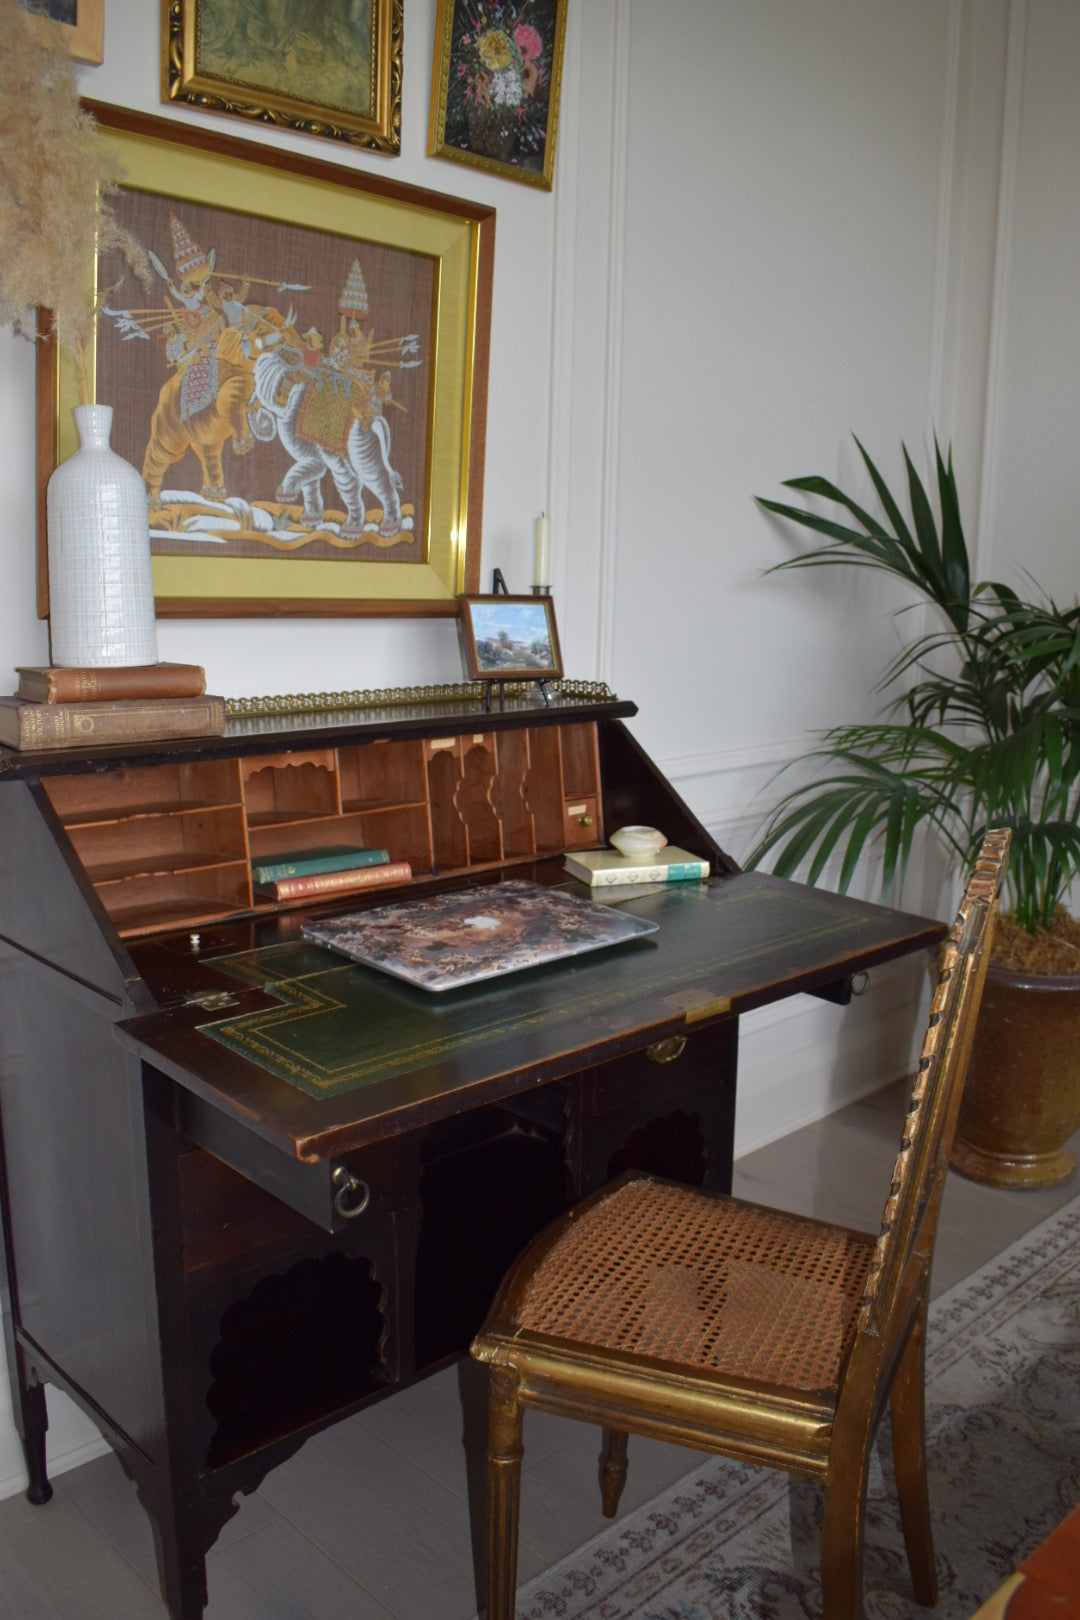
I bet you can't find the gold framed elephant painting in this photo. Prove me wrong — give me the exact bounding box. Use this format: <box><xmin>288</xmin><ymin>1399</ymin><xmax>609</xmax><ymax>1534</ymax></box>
<box><xmin>37</xmin><ymin>104</ymin><xmax>494</xmax><ymax>618</ymax></box>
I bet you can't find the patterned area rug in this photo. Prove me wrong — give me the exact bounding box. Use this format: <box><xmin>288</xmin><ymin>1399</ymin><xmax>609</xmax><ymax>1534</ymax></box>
<box><xmin>516</xmin><ymin>1196</ymin><xmax>1080</xmax><ymax>1619</ymax></box>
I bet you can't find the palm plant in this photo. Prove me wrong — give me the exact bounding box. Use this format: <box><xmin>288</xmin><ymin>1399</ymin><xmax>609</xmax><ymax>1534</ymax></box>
<box><xmin>748</xmin><ymin>436</ymin><xmax>1080</xmax><ymax>939</ymax></box>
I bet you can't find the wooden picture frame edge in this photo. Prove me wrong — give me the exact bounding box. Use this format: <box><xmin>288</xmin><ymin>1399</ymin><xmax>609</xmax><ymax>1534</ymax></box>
<box><xmin>20</xmin><ymin>0</ymin><xmax>104</xmax><ymax>64</ymax></box>
<box><xmin>37</xmin><ymin>101</ymin><xmax>494</xmax><ymax>620</ymax></box>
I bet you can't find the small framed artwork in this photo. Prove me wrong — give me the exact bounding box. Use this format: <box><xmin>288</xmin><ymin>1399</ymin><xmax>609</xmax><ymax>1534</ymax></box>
<box><xmin>162</xmin><ymin>0</ymin><xmax>403</xmax><ymax>154</ymax></box>
<box><xmin>459</xmin><ymin>595</ymin><xmax>563</xmax><ymax>682</ymax></box>
<box><xmin>37</xmin><ymin>103</ymin><xmax>494</xmax><ymax>619</ymax></box>
<box><xmin>18</xmin><ymin>0</ymin><xmax>104</xmax><ymax>63</ymax></box>
<box><xmin>428</xmin><ymin>0</ymin><xmax>567</xmax><ymax>189</ymax></box>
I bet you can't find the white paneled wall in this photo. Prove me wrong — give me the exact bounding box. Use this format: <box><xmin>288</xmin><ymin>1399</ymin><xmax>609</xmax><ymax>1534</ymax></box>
<box><xmin>978</xmin><ymin>1</ymin><xmax>1080</xmax><ymax>601</ymax></box>
<box><xmin>1</xmin><ymin>0</ymin><xmax>1076</xmax><ymax>1496</ymax></box>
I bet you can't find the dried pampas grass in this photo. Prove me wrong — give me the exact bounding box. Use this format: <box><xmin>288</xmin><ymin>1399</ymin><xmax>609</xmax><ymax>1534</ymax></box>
<box><xmin>0</xmin><ymin>0</ymin><xmax>148</xmax><ymax>401</ymax></box>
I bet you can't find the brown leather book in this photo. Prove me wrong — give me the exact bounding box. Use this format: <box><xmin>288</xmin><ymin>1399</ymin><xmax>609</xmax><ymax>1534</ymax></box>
<box><xmin>15</xmin><ymin>663</ymin><xmax>206</xmax><ymax>703</ymax></box>
<box><xmin>0</xmin><ymin>694</ymin><xmax>226</xmax><ymax>751</ymax></box>
<box><xmin>256</xmin><ymin>861</ymin><xmax>413</xmax><ymax>901</ymax></box>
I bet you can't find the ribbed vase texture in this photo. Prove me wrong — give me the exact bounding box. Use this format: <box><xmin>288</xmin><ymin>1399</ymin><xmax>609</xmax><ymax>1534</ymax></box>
<box><xmin>46</xmin><ymin>404</ymin><xmax>158</xmax><ymax>667</ymax></box>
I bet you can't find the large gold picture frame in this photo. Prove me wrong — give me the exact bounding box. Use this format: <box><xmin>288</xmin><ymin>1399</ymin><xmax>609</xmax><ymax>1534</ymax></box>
<box><xmin>19</xmin><ymin>0</ymin><xmax>104</xmax><ymax>64</ymax></box>
<box><xmin>162</xmin><ymin>0</ymin><xmax>402</xmax><ymax>154</ymax></box>
<box><xmin>37</xmin><ymin>104</ymin><xmax>494</xmax><ymax>620</ymax></box>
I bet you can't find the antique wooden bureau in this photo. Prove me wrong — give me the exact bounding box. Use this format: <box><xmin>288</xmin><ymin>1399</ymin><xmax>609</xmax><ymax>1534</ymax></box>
<box><xmin>0</xmin><ymin>690</ymin><xmax>945</xmax><ymax>1618</ymax></box>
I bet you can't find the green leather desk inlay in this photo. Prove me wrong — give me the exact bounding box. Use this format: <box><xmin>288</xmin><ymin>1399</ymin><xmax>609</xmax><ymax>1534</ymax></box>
<box><xmin>199</xmin><ymin>879</ymin><xmax>913</xmax><ymax>1099</ymax></box>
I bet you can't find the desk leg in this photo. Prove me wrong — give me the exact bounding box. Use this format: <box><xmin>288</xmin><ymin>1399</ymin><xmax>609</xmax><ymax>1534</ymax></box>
<box><xmin>0</xmin><ymin>1110</ymin><xmax>53</xmax><ymax>1505</ymax></box>
<box><xmin>142</xmin><ymin>1065</ymin><xmax>213</xmax><ymax>1620</ymax></box>
<box><xmin>146</xmin><ymin>1504</ymin><xmax>210</xmax><ymax>1620</ymax></box>
<box><xmin>10</xmin><ymin>1354</ymin><xmax>52</xmax><ymax>1506</ymax></box>
<box><xmin>458</xmin><ymin>1353</ymin><xmax>492</xmax><ymax>1618</ymax></box>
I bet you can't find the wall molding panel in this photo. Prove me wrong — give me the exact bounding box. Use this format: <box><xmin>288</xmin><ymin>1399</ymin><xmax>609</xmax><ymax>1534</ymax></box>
<box><xmin>595</xmin><ymin>4</ymin><xmax>631</xmax><ymax>687</ymax></box>
<box><xmin>976</xmin><ymin>0</ymin><xmax>1027</xmax><ymax>584</ymax></box>
<box><xmin>925</xmin><ymin>0</ymin><xmax>965</xmax><ymax>438</ymax></box>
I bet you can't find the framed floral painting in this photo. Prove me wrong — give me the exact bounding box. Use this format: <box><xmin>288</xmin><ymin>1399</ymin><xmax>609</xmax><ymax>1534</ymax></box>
<box><xmin>428</xmin><ymin>0</ymin><xmax>567</xmax><ymax>189</ymax></box>
<box><xmin>37</xmin><ymin>104</ymin><xmax>494</xmax><ymax>619</ymax></box>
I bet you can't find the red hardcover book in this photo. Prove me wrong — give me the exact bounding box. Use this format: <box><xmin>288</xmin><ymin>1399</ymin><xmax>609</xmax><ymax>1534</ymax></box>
<box><xmin>15</xmin><ymin>663</ymin><xmax>206</xmax><ymax>703</ymax></box>
<box><xmin>258</xmin><ymin>861</ymin><xmax>413</xmax><ymax>902</ymax></box>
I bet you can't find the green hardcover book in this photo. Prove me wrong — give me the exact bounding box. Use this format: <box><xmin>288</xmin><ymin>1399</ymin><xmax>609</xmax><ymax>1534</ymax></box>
<box><xmin>250</xmin><ymin>846</ymin><xmax>389</xmax><ymax>885</ymax></box>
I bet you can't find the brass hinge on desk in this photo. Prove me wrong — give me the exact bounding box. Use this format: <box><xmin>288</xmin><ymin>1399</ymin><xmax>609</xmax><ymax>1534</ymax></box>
<box><xmin>658</xmin><ymin>990</ymin><xmax>733</xmax><ymax>1026</ymax></box>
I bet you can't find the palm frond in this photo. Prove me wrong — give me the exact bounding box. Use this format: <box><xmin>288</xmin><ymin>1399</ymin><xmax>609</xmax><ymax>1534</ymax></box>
<box><xmin>750</xmin><ymin>437</ymin><xmax>1080</xmax><ymax>933</ymax></box>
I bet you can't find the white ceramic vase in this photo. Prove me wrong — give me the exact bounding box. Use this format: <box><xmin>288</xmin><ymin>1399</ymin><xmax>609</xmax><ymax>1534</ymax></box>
<box><xmin>46</xmin><ymin>404</ymin><xmax>158</xmax><ymax>668</ymax></box>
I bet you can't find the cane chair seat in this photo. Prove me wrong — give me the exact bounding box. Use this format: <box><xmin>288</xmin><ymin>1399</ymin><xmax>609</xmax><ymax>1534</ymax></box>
<box><xmin>517</xmin><ymin>1179</ymin><xmax>876</xmax><ymax>1390</ymax></box>
<box><xmin>471</xmin><ymin>829</ymin><xmax>1010</xmax><ymax>1620</ymax></box>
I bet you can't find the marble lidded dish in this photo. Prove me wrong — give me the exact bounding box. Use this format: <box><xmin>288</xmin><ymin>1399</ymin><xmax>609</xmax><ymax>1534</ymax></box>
<box><xmin>608</xmin><ymin>826</ymin><xmax>668</xmax><ymax>862</ymax></box>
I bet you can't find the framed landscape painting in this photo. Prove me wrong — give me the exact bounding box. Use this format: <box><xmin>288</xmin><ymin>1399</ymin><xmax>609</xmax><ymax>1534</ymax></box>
<box><xmin>428</xmin><ymin>0</ymin><xmax>567</xmax><ymax>188</ymax></box>
<box><xmin>459</xmin><ymin>595</ymin><xmax>563</xmax><ymax>681</ymax></box>
<box><xmin>37</xmin><ymin>105</ymin><xmax>494</xmax><ymax>619</ymax></box>
<box><xmin>162</xmin><ymin>0</ymin><xmax>403</xmax><ymax>153</ymax></box>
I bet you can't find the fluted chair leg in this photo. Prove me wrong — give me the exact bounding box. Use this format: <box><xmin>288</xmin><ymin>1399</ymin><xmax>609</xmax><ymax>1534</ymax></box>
<box><xmin>891</xmin><ymin>1309</ymin><xmax>938</xmax><ymax>1606</ymax></box>
<box><xmin>821</xmin><ymin>1452</ymin><xmax>869</xmax><ymax>1620</ymax></box>
<box><xmin>486</xmin><ymin>1370</ymin><xmax>525</xmax><ymax>1620</ymax></box>
<box><xmin>599</xmin><ymin>1427</ymin><xmax>629</xmax><ymax>1517</ymax></box>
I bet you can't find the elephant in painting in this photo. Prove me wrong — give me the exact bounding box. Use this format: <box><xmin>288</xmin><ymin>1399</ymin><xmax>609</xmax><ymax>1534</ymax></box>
<box><xmin>141</xmin><ymin>326</ymin><xmax>263</xmax><ymax>508</ymax></box>
<box><xmin>251</xmin><ymin>344</ymin><xmax>405</xmax><ymax>540</ymax></box>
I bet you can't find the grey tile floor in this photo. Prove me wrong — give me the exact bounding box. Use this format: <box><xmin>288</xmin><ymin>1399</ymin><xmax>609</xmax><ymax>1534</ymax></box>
<box><xmin>1</xmin><ymin>1082</ymin><xmax>1077</xmax><ymax>1619</ymax></box>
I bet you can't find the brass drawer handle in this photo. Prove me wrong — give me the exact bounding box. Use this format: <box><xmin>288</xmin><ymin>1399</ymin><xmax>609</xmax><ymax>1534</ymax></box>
<box><xmin>646</xmin><ymin>1036</ymin><xmax>687</xmax><ymax>1065</ymax></box>
<box><xmin>331</xmin><ymin>1167</ymin><xmax>371</xmax><ymax>1220</ymax></box>
<box><xmin>578</xmin><ymin>814</ymin><xmax>593</xmax><ymax>827</ymax></box>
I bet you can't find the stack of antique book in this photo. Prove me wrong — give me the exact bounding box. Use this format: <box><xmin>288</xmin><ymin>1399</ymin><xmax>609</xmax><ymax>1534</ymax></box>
<box><xmin>251</xmin><ymin>845</ymin><xmax>412</xmax><ymax>903</ymax></box>
<box><xmin>0</xmin><ymin>663</ymin><xmax>226</xmax><ymax>750</ymax></box>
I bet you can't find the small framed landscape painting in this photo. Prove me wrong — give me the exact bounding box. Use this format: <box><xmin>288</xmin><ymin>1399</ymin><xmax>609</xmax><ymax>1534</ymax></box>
<box><xmin>459</xmin><ymin>595</ymin><xmax>563</xmax><ymax>682</ymax></box>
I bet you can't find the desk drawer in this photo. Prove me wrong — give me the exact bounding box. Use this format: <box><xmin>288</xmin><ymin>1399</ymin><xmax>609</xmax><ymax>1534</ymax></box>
<box><xmin>588</xmin><ymin>1024</ymin><xmax>731</xmax><ymax>1115</ymax></box>
<box><xmin>580</xmin><ymin>1021</ymin><xmax>738</xmax><ymax>1195</ymax></box>
<box><xmin>563</xmin><ymin>795</ymin><xmax>600</xmax><ymax>846</ymax></box>
<box><xmin>177</xmin><ymin>1089</ymin><xmax>401</xmax><ymax>1235</ymax></box>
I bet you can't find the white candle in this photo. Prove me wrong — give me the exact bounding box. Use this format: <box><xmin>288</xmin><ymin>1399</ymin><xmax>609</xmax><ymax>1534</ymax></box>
<box><xmin>534</xmin><ymin>513</ymin><xmax>551</xmax><ymax>588</ymax></box>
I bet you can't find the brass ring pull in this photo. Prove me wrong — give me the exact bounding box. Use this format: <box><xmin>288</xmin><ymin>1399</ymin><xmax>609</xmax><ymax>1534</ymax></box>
<box><xmin>331</xmin><ymin>1167</ymin><xmax>371</xmax><ymax>1220</ymax></box>
<box><xmin>646</xmin><ymin>1036</ymin><xmax>687</xmax><ymax>1065</ymax></box>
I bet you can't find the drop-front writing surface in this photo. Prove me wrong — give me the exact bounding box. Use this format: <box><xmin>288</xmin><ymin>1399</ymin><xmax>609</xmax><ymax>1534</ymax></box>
<box><xmin>0</xmin><ymin>694</ymin><xmax>945</xmax><ymax>1620</ymax></box>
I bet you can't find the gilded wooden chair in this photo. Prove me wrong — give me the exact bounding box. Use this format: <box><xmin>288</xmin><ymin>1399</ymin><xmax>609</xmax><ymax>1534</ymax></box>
<box><xmin>471</xmin><ymin>828</ymin><xmax>1009</xmax><ymax>1620</ymax></box>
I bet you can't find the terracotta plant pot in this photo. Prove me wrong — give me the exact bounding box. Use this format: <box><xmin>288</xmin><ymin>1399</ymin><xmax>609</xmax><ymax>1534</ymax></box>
<box><xmin>951</xmin><ymin>964</ymin><xmax>1080</xmax><ymax>1188</ymax></box>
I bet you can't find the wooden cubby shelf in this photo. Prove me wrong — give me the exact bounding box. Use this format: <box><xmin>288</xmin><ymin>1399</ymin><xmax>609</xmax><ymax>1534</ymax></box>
<box><xmin>41</xmin><ymin>721</ymin><xmax>604</xmax><ymax>939</ymax></box>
